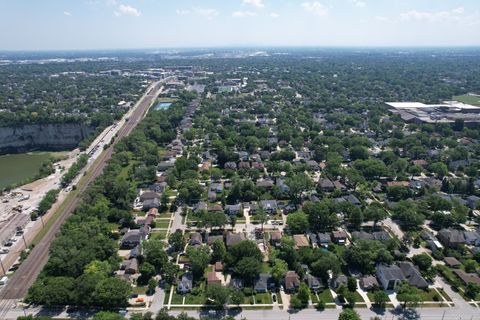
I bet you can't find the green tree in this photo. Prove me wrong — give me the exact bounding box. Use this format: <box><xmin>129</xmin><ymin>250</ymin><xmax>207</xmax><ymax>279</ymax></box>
<box><xmin>465</xmin><ymin>283</ymin><xmax>480</xmax><ymax>299</ymax></box>
<box><xmin>338</xmin><ymin>308</ymin><xmax>361</xmax><ymax>320</ymax></box>
<box><xmin>364</xmin><ymin>203</ymin><xmax>387</xmax><ymax>229</ymax></box>
<box><xmin>148</xmin><ymin>278</ymin><xmax>157</xmax><ymax>295</ymax></box>
<box><xmin>143</xmin><ymin>240</ymin><xmax>168</xmax><ymax>272</ymax></box>
<box><xmin>231</xmin><ymin>288</ymin><xmax>245</xmax><ymax>306</ymax></box>
<box><xmin>372</xmin><ymin>290</ymin><xmax>389</xmax><ymax>308</ymax></box>
<box><xmin>92</xmin><ymin>277</ymin><xmax>132</xmax><ymax>307</ymax></box>
<box><xmin>286</xmin><ymin>172</ymin><xmax>313</xmax><ymax>205</ymax></box>
<box><xmin>211</xmin><ymin>239</ymin><xmax>227</xmax><ymax>262</ymax></box>
<box><xmin>396</xmin><ymin>282</ymin><xmax>420</xmax><ymax>308</ymax></box>
<box><xmin>271</xmin><ymin>259</ymin><xmax>289</xmax><ymax>283</ymax></box>
<box><xmin>411</xmin><ymin>253</ymin><xmax>432</xmax><ymax>271</ymax></box>
<box><xmin>286</xmin><ymin>211</ymin><xmax>309</xmax><ymax>234</ymax></box>
<box><xmin>187</xmin><ymin>247</ymin><xmax>211</xmax><ymax>279</ymax></box>
<box><xmin>205</xmin><ymin>284</ymin><xmax>230</xmax><ymax>308</ymax></box>
<box><xmin>168</xmin><ymin>231</ymin><xmax>185</xmax><ymax>252</ymax></box>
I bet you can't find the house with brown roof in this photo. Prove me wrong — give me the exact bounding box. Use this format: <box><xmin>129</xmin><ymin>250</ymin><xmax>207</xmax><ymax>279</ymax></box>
<box><xmin>453</xmin><ymin>269</ymin><xmax>480</xmax><ymax>285</ymax></box>
<box><xmin>207</xmin><ymin>272</ymin><xmax>222</xmax><ymax>285</ymax></box>
<box><xmin>444</xmin><ymin>257</ymin><xmax>461</xmax><ymax>268</ymax></box>
<box><xmin>284</xmin><ymin>271</ymin><xmax>301</xmax><ymax>292</ymax></box>
<box><xmin>331</xmin><ymin>230</ymin><xmax>348</xmax><ymax>245</ymax></box>
<box><xmin>270</xmin><ymin>231</ymin><xmax>283</xmax><ymax>247</ymax></box>
<box><xmin>293</xmin><ymin>234</ymin><xmax>310</xmax><ymax>249</ymax></box>
<box><xmin>226</xmin><ymin>232</ymin><xmax>246</xmax><ymax>247</ymax></box>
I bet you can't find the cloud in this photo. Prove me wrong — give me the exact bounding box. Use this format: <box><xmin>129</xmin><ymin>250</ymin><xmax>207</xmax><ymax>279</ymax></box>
<box><xmin>269</xmin><ymin>12</ymin><xmax>279</xmax><ymax>18</ymax></box>
<box><xmin>177</xmin><ymin>8</ymin><xmax>220</xmax><ymax>19</ymax></box>
<box><xmin>400</xmin><ymin>7</ymin><xmax>465</xmax><ymax>23</ymax></box>
<box><xmin>106</xmin><ymin>0</ymin><xmax>117</xmax><ymax>6</ymax></box>
<box><xmin>195</xmin><ymin>8</ymin><xmax>219</xmax><ymax>19</ymax></box>
<box><xmin>242</xmin><ymin>0</ymin><xmax>264</xmax><ymax>8</ymax></box>
<box><xmin>302</xmin><ymin>2</ymin><xmax>328</xmax><ymax>17</ymax></box>
<box><xmin>114</xmin><ymin>4</ymin><xmax>141</xmax><ymax>17</ymax></box>
<box><xmin>232</xmin><ymin>11</ymin><xmax>257</xmax><ymax>18</ymax></box>
<box><xmin>63</xmin><ymin>11</ymin><xmax>72</xmax><ymax>16</ymax></box>
<box><xmin>176</xmin><ymin>9</ymin><xmax>191</xmax><ymax>15</ymax></box>
<box><xmin>352</xmin><ymin>0</ymin><xmax>366</xmax><ymax>8</ymax></box>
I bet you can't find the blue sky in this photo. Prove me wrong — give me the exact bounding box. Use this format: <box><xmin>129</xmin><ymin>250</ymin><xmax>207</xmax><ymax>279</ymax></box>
<box><xmin>0</xmin><ymin>0</ymin><xmax>479</xmax><ymax>50</ymax></box>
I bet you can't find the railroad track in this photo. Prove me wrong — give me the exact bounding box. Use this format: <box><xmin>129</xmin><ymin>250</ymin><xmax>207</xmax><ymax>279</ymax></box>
<box><xmin>0</xmin><ymin>81</ymin><xmax>165</xmax><ymax>301</ymax></box>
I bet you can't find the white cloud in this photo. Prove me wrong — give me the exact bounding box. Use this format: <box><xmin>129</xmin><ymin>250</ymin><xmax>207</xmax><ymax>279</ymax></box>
<box><xmin>195</xmin><ymin>8</ymin><xmax>219</xmax><ymax>19</ymax></box>
<box><xmin>302</xmin><ymin>2</ymin><xmax>328</xmax><ymax>17</ymax></box>
<box><xmin>63</xmin><ymin>11</ymin><xmax>72</xmax><ymax>16</ymax></box>
<box><xmin>352</xmin><ymin>0</ymin><xmax>366</xmax><ymax>8</ymax></box>
<box><xmin>242</xmin><ymin>0</ymin><xmax>264</xmax><ymax>8</ymax></box>
<box><xmin>232</xmin><ymin>11</ymin><xmax>257</xmax><ymax>18</ymax></box>
<box><xmin>175</xmin><ymin>7</ymin><xmax>219</xmax><ymax>19</ymax></box>
<box><xmin>400</xmin><ymin>7</ymin><xmax>465</xmax><ymax>23</ymax></box>
<box><xmin>269</xmin><ymin>12</ymin><xmax>279</xmax><ymax>18</ymax></box>
<box><xmin>114</xmin><ymin>4</ymin><xmax>141</xmax><ymax>17</ymax></box>
<box><xmin>176</xmin><ymin>9</ymin><xmax>191</xmax><ymax>16</ymax></box>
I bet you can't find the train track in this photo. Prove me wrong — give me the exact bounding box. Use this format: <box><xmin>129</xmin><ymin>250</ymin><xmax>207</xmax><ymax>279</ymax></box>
<box><xmin>0</xmin><ymin>81</ymin><xmax>165</xmax><ymax>301</ymax></box>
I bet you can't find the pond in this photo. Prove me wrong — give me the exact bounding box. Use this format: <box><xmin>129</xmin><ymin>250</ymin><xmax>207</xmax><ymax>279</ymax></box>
<box><xmin>0</xmin><ymin>153</ymin><xmax>53</xmax><ymax>189</ymax></box>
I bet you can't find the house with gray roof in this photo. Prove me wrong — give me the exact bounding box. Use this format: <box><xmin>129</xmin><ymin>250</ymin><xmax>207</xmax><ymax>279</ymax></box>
<box><xmin>177</xmin><ymin>273</ymin><xmax>193</xmax><ymax>294</ymax></box>
<box><xmin>254</xmin><ymin>273</ymin><xmax>275</xmax><ymax>293</ymax></box>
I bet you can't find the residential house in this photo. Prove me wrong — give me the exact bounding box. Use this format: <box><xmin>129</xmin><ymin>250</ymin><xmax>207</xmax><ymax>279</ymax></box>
<box><xmin>437</xmin><ymin>228</ymin><xmax>466</xmax><ymax>248</ymax></box>
<box><xmin>284</xmin><ymin>271</ymin><xmax>301</xmax><ymax>292</ymax></box>
<box><xmin>331</xmin><ymin>275</ymin><xmax>348</xmax><ymax>289</ymax></box>
<box><xmin>254</xmin><ymin>273</ymin><xmax>275</xmax><ymax>293</ymax></box>
<box><xmin>121</xmin><ymin>230</ymin><xmax>144</xmax><ymax>249</ymax></box>
<box><xmin>260</xmin><ymin>200</ymin><xmax>278</xmax><ymax>214</ymax></box>
<box><xmin>142</xmin><ymin>198</ymin><xmax>160</xmax><ymax>211</ymax></box>
<box><xmin>206</xmin><ymin>234</ymin><xmax>224</xmax><ymax>246</ymax></box>
<box><xmin>317</xmin><ymin>232</ymin><xmax>331</xmax><ymax>247</ymax></box>
<box><xmin>214</xmin><ymin>261</ymin><xmax>224</xmax><ymax>272</ymax></box>
<box><xmin>376</xmin><ymin>264</ymin><xmax>405</xmax><ymax>290</ymax></box>
<box><xmin>189</xmin><ymin>232</ymin><xmax>203</xmax><ymax>247</ymax></box>
<box><xmin>360</xmin><ymin>275</ymin><xmax>379</xmax><ymax>291</ymax></box>
<box><xmin>352</xmin><ymin>231</ymin><xmax>390</xmax><ymax>242</ymax></box>
<box><xmin>225</xmin><ymin>204</ymin><xmax>242</xmax><ymax>216</ymax></box>
<box><xmin>318</xmin><ymin>178</ymin><xmax>335</xmax><ymax>192</ymax></box>
<box><xmin>398</xmin><ymin>261</ymin><xmax>428</xmax><ymax>289</ymax></box>
<box><xmin>306</xmin><ymin>274</ymin><xmax>323</xmax><ymax>292</ymax></box>
<box><xmin>453</xmin><ymin>269</ymin><xmax>480</xmax><ymax>285</ymax></box>
<box><xmin>140</xmin><ymin>191</ymin><xmax>160</xmax><ymax>202</ymax></box>
<box><xmin>207</xmin><ymin>272</ymin><xmax>222</xmax><ymax>285</ymax></box>
<box><xmin>466</xmin><ymin>195</ymin><xmax>480</xmax><ymax>210</ymax></box>
<box><xmin>464</xmin><ymin>230</ymin><xmax>480</xmax><ymax>246</ymax></box>
<box><xmin>331</xmin><ymin>230</ymin><xmax>348</xmax><ymax>245</ymax></box>
<box><xmin>270</xmin><ymin>231</ymin><xmax>283</xmax><ymax>247</ymax></box>
<box><xmin>226</xmin><ymin>232</ymin><xmax>246</xmax><ymax>247</ymax></box>
<box><xmin>230</xmin><ymin>277</ymin><xmax>244</xmax><ymax>290</ymax></box>
<box><xmin>177</xmin><ymin>273</ymin><xmax>193</xmax><ymax>294</ymax></box>
<box><xmin>257</xmin><ymin>179</ymin><xmax>274</xmax><ymax>189</ymax></box>
<box><xmin>293</xmin><ymin>234</ymin><xmax>310</xmax><ymax>249</ymax></box>
<box><xmin>122</xmin><ymin>258</ymin><xmax>139</xmax><ymax>274</ymax></box>
<box><xmin>444</xmin><ymin>257</ymin><xmax>462</xmax><ymax>268</ymax></box>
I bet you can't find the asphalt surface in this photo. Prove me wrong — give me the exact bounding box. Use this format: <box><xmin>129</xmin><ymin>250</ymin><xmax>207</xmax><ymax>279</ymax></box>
<box><xmin>0</xmin><ymin>80</ymin><xmax>165</xmax><ymax>301</ymax></box>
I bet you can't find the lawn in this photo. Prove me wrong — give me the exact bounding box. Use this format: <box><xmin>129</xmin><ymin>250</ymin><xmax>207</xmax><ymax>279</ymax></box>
<box><xmin>351</xmin><ymin>291</ymin><xmax>365</xmax><ymax>303</ymax></box>
<box><xmin>158</xmin><ymin>212</ymin><xmax>173</xmax><ymax>219</ymax></box>
<box><xmin>416</xmin><ymin>288</ymin><xmax>442</xmax><ymax>302</ymax></box>
<box><xmin>437</xmin><ymin>288</ymin><xmax>452</xmax><ymax>302</ymax></box>
<box><xmin>150</xmin><ymin>231</ymin><xmax>167</xmax><ymax>240</ymax></box>
<box><xmin>171</xmin><ymin>292</ymin><xmax>184</xmax><ymax>304</ymax></box>
<box><xmin>453</xmin><ymin>94</ymin><xmax>480</xmax><ymax>106</ymax></box>
<box><xmin>155</xmin><ymin>220</ymin><xmax>171</xmax><ymax>228</ymax></box>
<box><xmin>184</xmin><ymin>292</ymin><xmax>206</xmax><ymax>304</ymax></box>
<box><xmin>133</xmin><ymin>286</ymin><xmax>147</xmax><ymax>295</ymax></box>
<box><xmin>254</xmin><ymin>292</ymin><xmax>272</xmax><ymax>304</ymax></box>
<box><xmin>314</xmin><ymin>289</ymin><xmax>334</xmax><ymax>303</ymax></box>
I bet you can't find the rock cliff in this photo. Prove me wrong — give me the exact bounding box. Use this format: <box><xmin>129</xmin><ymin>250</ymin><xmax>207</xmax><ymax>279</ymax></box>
<box><xmin>0</xmin><ymin>123</ymin><xmax>94</xmax><ymax>154</ymax></box>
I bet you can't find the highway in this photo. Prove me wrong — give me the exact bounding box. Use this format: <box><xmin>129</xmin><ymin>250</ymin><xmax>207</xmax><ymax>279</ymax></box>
<box><xmin>0</xmin><ymin>79</ymin><xmax>167</xmax><ymax>307</ymax></box>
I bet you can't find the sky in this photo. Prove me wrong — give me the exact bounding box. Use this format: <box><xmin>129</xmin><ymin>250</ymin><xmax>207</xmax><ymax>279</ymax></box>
<box><xmin>0</xmin><ymin>0</ymin><xmax>479</xmax><ymax>50</ymax></box>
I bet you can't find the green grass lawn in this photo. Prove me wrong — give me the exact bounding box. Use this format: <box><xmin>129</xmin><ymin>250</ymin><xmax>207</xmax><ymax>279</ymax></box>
<box><xmin>351</xmin><ymin>291</ymin><xmax>365</xmax><ymax>303</ymax></box>
<box><xmin>437</xmin><ymin>288</ymin><xmax>452</xmax><ymax>302</ymax></box>
<box><xmin>133</xmin><ymin>286</ymin><xmax>147</xmax><ymax>294</ymax></box>
<box><xmin>155</xmin><ymin>220</ymin><xmax>171</xmax><ymax>228</ymax></box>
<box><xmin>453</xmin><ymin>94</ymin><xmax>480</xmax><ymax>106</ymax></box>
<box><xmin>158</xmin><ymin>212</ymin><xmax>173</xmax><ymax>219</ymax></box>
<box><xmin>254</xmin><ymin>292</ymin><xmax>272</xmax><ymax>304</ymax></box>
<box><xmin>417</xmin><ymin>288</ymin><xmax>441</xmax><ymax>301</ymax></box>
<box><xmin>184</xmin><ymin>292</ymin><xmax>206</xmax><ymax>304</ymax></box>
<box><xmin>315</xmin><ymin>289</ymin><xmax>334</xmax><ymax>303</ymax></box>
<box><xmin>171</xmin><ymin>292</ymin><xmax>185</xmax><ymax>304</ymax></box>
<box><xmin>150</xmin><ymin>231</ymin><xmax>167</xmax><ymax>240</ymax></box>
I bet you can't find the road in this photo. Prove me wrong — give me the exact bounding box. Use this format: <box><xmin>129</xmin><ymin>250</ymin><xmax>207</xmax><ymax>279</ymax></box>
<box><xmin>0</xmin><ymin>78</ymin><xmax>168</xmax><ymax>303</ymax></box>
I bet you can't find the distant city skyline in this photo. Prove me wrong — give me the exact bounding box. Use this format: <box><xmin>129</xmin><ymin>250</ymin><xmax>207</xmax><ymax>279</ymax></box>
<box><xmin>0</xmin><ymin>0</ymin><xmax>479</xmax><ymax>50</ymax></box>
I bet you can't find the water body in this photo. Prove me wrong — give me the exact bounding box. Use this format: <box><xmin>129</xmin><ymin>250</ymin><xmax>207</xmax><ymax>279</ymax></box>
<box><xmin>0</xmin><ymin>153</ymin><xmax>52</xmax><ymax>189</ymax></box>
<box><xmin>154</xmin><ymin>102</ymin><xmax>172</xmax><ymax>111</ymax></box>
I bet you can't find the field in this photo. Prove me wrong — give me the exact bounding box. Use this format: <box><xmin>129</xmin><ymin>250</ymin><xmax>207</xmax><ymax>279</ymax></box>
<box><xmin>453</xmin><ymin>94</ymin><xmax>480</xmax><ymax>106</ymax></box>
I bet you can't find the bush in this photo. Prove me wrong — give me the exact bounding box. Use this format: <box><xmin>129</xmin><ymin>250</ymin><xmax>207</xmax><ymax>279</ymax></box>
<box><xmin>316</xmin><ymin>299</ymin><xmax>325</xmax><ymax>310</ymax></box>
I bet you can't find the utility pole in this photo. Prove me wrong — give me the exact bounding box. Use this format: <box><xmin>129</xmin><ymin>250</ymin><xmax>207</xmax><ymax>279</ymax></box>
<box><xmin>22</xmin><ymin>234</ymin><xmax>28</xmax><ymax>249</ymax></box>
<box><xmin>0</xmin><ymin>259</ymin><xmax>6</xmax><ymax>275</ymax></box>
